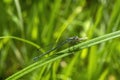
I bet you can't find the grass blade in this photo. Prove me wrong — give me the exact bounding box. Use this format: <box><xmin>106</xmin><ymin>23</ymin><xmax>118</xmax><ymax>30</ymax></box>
<box><xmin>6</xmin><ymin>30</ymin><xmax>120</xmax><ymax>80</ymax></box>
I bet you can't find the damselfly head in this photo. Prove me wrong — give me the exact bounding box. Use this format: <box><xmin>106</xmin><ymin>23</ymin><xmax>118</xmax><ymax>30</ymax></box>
<box><xmin>68</xmin><ymin>36</ymin><xmax>88</xmax><ymax>42</ymax></box>
<box><xmin>68</xmin><ymin>36</ymin><xmax>79</xmax><ymax>40</ymax></box>
<box><xmin>78</xmin><ymin>37</ymin><xmax>88</xmax><ymax>42</ymax></box>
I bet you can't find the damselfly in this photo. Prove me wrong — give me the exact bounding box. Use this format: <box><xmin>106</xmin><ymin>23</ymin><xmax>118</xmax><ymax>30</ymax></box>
<box><xmin>33</xmin><ymin>36</ymin><xmax>87</xmax><ymax>61</ymax></box>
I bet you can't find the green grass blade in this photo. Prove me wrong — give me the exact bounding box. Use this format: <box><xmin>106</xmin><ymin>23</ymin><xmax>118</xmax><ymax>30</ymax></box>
<box><xmin>58</xmin><ymin>30</ymin><xmax>120</xmax><ymax>54</ymax></box>
<box><xmin>5</xmin><ymin>30</ymin><xmax>120</xmax><ymax>80</ymax></box>
<box><xmin>14</xmin><ymin>0</ymin><xmax>24</xmax><ymax>31</ymax></box>
<box><xmin>0</xmin><ymin>36</ymin><xmax>44</xmax><ymax>52</ymax></box>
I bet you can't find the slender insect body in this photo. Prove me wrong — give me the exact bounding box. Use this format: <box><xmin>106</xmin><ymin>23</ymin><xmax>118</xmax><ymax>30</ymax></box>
<box><xmin>33</xmin><ymin>36</ymin><xmax>87</xmax><ymax>61</ymax></box>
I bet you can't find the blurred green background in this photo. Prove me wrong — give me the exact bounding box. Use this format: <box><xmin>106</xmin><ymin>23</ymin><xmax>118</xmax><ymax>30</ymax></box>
<box><xmin>0</xmin><ymin>0</ymin><xmax>120</xmax><ymax>80</ymax></box>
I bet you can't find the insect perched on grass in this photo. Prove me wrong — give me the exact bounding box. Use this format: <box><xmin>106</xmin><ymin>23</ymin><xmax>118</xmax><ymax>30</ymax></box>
<box><xmin>33</xmin><ymin>36</ymin><xmax>87</xmax><ymax>61</ymax></box>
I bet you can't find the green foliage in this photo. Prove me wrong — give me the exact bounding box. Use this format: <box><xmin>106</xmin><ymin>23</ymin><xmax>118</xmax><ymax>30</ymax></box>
<box><xmin>0</xmin><ymin>0</ymin><xmax>120</xmax><ymax>80</ymax></box>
